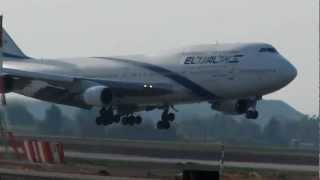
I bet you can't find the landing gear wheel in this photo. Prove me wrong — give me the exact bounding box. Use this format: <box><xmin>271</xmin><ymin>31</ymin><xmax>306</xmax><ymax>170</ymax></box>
<box><xmin>102</xmin><ymin>120</ymin><xmax>110</xmax><ymax>126</ymax></box>
<box><xmin>114</xmin><ymin>115</ymin><xmax>121</xmax><ymax>123</ymax></box>
<box><xmin>102</xmin><ymin>115</ymin><xmax>114</xmax><ymax>126</ymax></box>
<box><xmin>96</xmin><ymin>117</ymin><xmax>103</xmax><ymax>126</ymax></box>
<box><xmin>156</xmin><ymin>121</ymin><xmax>162</xmax><ymax>129</ymax></box>
<box><xmin>157</xmin><ymin>121</ymin><xmax>170</xmax><ymax>130</ymax></box>
<box><xmin>97</xmin><ymin>107</ymin><xmax>115</xmax><ymax>126</ymax></box>
<box><xmin>163</xmin><ymin>121</ymin><xmax>170</xmax><ymax>129</ymax></box>
<box><xmin>100</xmin><ymin>108</ymin><xmax>107</xmax><ymax>115</ymax></box>
<box><xmin>246</xmin><ymin>110</ymin><xmax>259</xmax><ymax>119</ymax></box>
<box><xmin>122</xmin><ymin>117</ymin><xmax>129</xmax><ymax>125</ymax></box>
<box><xmin>161</xmin><ymin>109</ymin><xmax>169</xmax><ymax>120</ymax></box>
<box><xmin>135</xmin><ymin>116</ymin><xmax>142</xmax><ymax>124</ymax></box>
<box><xmin>128</xmin><ymin>116</ymin><xmax>136</xmax><ymax>126</ymax></box>
<box><xmin>167</xmin><ymin>113</ymin><xmax>175</xmax><ymax>122</ymax></box>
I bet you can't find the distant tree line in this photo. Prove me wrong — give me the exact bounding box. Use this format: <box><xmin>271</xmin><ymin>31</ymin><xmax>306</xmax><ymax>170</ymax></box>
<box><xmin>3</xmin><ymin>102</ymin><xmax>319</xmax><ymax>148</ymax></box>
<box><xmin>178</xmin><ymin>113</ymin><xmax>318</xmax><ymax>147</ymax></box>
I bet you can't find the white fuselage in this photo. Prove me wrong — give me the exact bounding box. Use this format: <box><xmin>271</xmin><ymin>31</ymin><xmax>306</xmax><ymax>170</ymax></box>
<box><xmin>4</xmin><ymin>43</ymin><xmax>297</xmax><ymax>108</ymax></box>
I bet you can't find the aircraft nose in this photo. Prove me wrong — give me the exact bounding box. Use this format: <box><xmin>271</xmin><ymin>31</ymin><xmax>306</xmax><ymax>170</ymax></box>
<box><xmin>279</xmin><ymin>59</ymin><xmax>297</xmax><ymax>84</ymax></box>
<box><xmin>288</xmin><ymin>63</ymin><xmax>297</xmax><ymax>81</ymax></box>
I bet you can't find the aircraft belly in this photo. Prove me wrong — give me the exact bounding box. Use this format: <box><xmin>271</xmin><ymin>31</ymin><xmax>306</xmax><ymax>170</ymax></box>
<box><xmin>116</xmin><ymin>91</ymin><xmax>201</xmax><ymax>107</ymax></box>
<box><xmin>205</xmin><ymin>72</ymin><xmax>274</xmax><ymax>99</ymax></box>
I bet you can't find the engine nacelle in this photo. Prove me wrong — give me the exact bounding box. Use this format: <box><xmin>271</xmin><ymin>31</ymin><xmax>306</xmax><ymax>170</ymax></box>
<box><xmin>211</xmin><ymin>99</ymin><xmax>250</xmax><ymax>115</ymax></box>
<box><xmin>82</xmin><ymin>86</ymin><xmax>113</xmax><ymax>107</ymax></box>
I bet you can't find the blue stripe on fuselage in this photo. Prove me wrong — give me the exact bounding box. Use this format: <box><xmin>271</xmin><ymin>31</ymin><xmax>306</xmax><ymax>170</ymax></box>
<box><xmin>97</xmin><ymin>57</ymin><xmax>218</xmax><ymax>100</ymax></box>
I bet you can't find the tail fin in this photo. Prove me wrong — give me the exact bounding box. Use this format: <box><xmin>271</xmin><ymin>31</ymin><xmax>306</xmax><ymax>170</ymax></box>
<box><xmin>2</xmin><ymin>24</ymin><xmax>28</xmax><ymax>59</ymax></box>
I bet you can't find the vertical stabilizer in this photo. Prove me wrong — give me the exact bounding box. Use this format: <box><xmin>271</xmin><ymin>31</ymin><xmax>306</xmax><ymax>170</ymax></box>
<box><xmin>0</xmin><ymin>17</ymin><xmax>28</xmax><ymax>59</ymax></box>
<box><xmin>2</xmin><ymin>29</ymin><xmax>28</xmax><ymax>59</ymax></box>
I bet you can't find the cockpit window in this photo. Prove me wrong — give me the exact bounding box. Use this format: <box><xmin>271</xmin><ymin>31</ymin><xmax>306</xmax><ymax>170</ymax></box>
<box><xmin>259</xmin><ymin>47</ymin><xmax>278</xmax><ymax>53</ymax></box>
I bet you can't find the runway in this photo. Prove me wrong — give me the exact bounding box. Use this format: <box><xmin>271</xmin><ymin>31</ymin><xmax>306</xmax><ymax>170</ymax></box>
<box><xmin>0</xmin><ymin>167</ymin><xmax>158</xmax><ymax>180</ymax></box>
<box><xmin>0</xmin><ymin>139</ymin><xmax>317</xmax><ymax>173</ymax></box>
<box><xmin>66</xmin><ymin>151</ymin><xmax>318</xmax><ymax>172</ymax></box>
<box><xmin>0</xmin><ymin>142</ymin><xmax>317</xmax><ymax>180</ymax></box>
<box><xmin>1</xmin><ymin>146</ymin><xmax>316</xmax><ymax>172</ymax></box>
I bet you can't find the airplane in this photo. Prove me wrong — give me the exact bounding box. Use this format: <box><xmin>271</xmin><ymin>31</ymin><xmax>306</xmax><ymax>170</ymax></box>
<box><xmin>0</xmin><ymin>16</ymin><xmax>297</xmax><ymax>129</ymax></box>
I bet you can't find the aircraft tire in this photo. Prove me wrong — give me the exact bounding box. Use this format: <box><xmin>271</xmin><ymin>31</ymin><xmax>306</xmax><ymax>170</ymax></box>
<box><xmin>157</xmin><ymin>121</ymin><xmax>170</xmax><ymax>130</ymax></box>
<box><xmin>135</xmin><ymin>116</ymin><xmax>142</xmax><ymax>124</ymax></box>
<box><xmin>167</xmin><ymin>113</ymin><xmax>175</xmax><ymax>121</ymax></box>
<box><xmin>122</xmin><ymin>117</ymin><xmax>129</xmax><ymax>125</ymax></box>
<box><xmin>163</xmin><ymin>121</ymin><xmax>170</xmax><ymax>129</ymax></box>
<box><xmin>128</xmin><ymin>116</ymin><xmax>135</xmax><ymax>126</ymax></box>
<box><xmin>114</xmin><ymin>115</ymin><xmax>121</xmax><ymax>123</ymax></box>
<box><xmin>246</xmin><ymin>110</ymin><xmax>259</xmax><ymax>119</ymax></box>
<box><xmin>103</xmin><ymin>118</ymin><xmax>113</xmax><ymax>126</ymax></box>
<box><xmin>96</xmin><ymin>117</ymin><xmax>103</xmax><ymax>125</ymax></box>
<box><xmin>161</xmin><ymin>109</ymin><xmax>169</xmax><ymax>120</ymax></box>
<box><xmin>100</xmin><ymin>108</ymin><xmax>107</xmax><ymax>115</ymax></box>
<box><xmin>157</xmin><ymin>121</ymin><xmax>163</xmax><ymax>129</ymax></box>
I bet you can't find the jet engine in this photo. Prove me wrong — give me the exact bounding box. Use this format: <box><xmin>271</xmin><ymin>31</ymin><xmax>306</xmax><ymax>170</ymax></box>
<box><xmin>82</xmin><ymin>86</ymin><xmax>113</xmax><ymax>107</ymax></box>
<box><xmin>211</xmin><ymin>99</ymin><xmax>251</xmax><ymax>115</ymax></box>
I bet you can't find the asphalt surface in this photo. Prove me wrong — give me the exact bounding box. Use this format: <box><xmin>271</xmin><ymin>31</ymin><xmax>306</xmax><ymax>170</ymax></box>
<box><xmin>66</xmin><ymin>151</ymin><xmax>318</xmax><ymax>172</ymax></box>
<box><xmin>1</xmin><ymin>136</ymin><xmax>318</xmax><ymax>174</ymax></box>
<box><xmin>1</xmin><ymin>146</ymin><xmax>316</xmax><ymax>172</ymax></box>
<box><xmin>0</xmin><ymin>167</ymin><xmax>158</xmax><ymax>180</ymax></box>
<box><xmin>22</xmin><ymin>135</ymin><xmax>317</xmax><ymax>165</ymax></box>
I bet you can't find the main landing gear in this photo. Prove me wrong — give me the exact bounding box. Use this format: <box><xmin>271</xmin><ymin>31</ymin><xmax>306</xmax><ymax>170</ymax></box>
<box><xmin>96</xmin><ymin>106</ymin><xmax>176</xmax><ymax>129</ymax></box>
<box><xmin>95</xmin><ymin>108</ymin><xmax>117</xmax><ymax>126</ymax></box>
<box><xmin>157</xmin><ymin>107</ymin><xmax>175</xmax><ymax>130</ymax></box>
<box><xmin>96</xmin><ymin>107</ymin><xmax>143</xmax><ymax>126</ymax></box>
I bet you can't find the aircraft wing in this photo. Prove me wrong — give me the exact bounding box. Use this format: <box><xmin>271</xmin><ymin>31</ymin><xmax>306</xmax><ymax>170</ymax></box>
<box><xmin>3</xmin><ymin>68</ymin><xmax>174</xmax><ymax>109</ymax></box>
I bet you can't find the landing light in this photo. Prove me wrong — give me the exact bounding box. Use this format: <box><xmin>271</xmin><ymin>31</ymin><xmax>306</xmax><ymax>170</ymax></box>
<box><xmin>144</xmin><ymin>84</ymin><xmax>153</xmax><ymax>88</ymax></box>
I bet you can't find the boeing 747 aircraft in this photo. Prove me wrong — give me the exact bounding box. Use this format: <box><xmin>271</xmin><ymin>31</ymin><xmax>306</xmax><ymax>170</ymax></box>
<box><xmin>0</xmin><ymin>17</ymin><xmax>297</xmax><ymax>129</ymax></box>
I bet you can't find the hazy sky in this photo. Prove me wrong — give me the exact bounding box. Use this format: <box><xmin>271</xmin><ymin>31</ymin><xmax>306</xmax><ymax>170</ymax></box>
<box><xmin>0</xmin><ymin>0</ymin><xmax>319</xmax><ymax>115</ymax></box>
